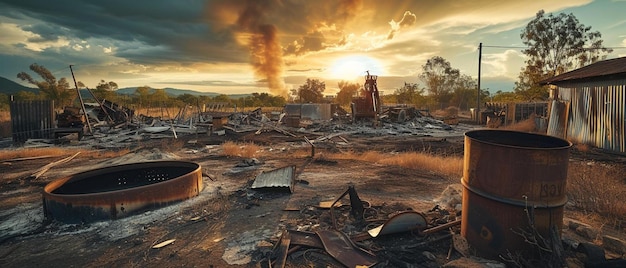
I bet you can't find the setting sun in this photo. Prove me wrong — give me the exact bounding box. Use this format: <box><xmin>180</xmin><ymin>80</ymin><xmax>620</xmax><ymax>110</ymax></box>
<box><xmin>329</xmin><ymin>55</ymin><xmax>384</xmax><ymax>80</ymax></box>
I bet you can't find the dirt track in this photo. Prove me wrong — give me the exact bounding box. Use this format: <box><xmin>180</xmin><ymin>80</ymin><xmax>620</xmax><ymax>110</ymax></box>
<box><xmin>0</xmin><ymin>130</ymin><xmax>624</xmax><ymax>267</ymax></box>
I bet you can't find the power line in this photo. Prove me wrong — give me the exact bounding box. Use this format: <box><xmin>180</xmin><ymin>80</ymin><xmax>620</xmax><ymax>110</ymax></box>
<box><xmin>49</xmin><ymin>66</ymin><xmax>70</xmax><ymax>75</ymax></box>
<box><xmin>482</xmin><ymin>44</ymin><xmax>626</xmax><ymax>50</ymax></box>
<box><xmin>483</xmin><ymin>45</ymin><xmax>526</xmax><ymax>49</ymax></box>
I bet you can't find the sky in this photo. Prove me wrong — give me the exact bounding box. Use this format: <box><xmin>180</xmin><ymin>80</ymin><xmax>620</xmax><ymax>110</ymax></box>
<box><xmin>0</xmin><ymin>0</ymin><xmax>625</xmax><ymax>97</ymax></box>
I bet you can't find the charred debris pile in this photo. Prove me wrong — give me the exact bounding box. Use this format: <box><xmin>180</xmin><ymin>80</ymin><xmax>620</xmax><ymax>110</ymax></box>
<box><xmin>17</xmin><ymin>101</ymin><xmax>471</xmax><ymax>149</ymax></box>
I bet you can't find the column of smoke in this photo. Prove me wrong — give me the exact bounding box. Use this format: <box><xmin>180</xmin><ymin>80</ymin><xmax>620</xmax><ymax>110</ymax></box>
<box><xmin>236</xmin><ymin>1</ymin><xmax>287</xmax><ymax>97</ymax></box>
<box><xmin>214</xmin><ymin>0</ymin><xmax>363</xmax><ymax>98</ymax></box>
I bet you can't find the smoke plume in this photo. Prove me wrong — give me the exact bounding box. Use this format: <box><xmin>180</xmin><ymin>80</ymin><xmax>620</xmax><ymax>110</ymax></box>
<box><xmin>234</xmin><ymin>0</ymin><xmax>287</xmax><ymax>97</ymax></box>
<box><xmin>207</xmin><ymin>0</ymin><xmax>364</xmax><ymax>97</ymax></box>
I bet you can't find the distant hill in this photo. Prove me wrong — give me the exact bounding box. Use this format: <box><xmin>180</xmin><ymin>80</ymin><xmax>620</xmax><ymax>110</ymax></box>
<box><xmin>0</xmin><ymin>77</ymin><xmax>251</xmax><ymax>99</ymax></box>
<box><xmin>117</xmin><ymin>87</ymin><xmax>221</xmax><ymax>97</ymax></box>
<box><xmin>116</xmin><ymin>87</ymin><xmax>251</xmax><ymax>99</ymax></box>
<box><xmin>0</xmin><ymin>77</ymin><xmax>38</xmax><ymax>95</ymax></box>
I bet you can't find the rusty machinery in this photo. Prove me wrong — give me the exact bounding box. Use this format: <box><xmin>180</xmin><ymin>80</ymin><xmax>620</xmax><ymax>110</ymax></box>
<box><xmin>351</xmin><ymin>71</ymin><xmax>381</xmax><ymax>121</ymax></box>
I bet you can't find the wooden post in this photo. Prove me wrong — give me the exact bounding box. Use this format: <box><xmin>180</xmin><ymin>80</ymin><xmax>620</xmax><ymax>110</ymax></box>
<box><xmin>69</xmin><ymin>65</ymin><xmax>92</xmax><ymax>134</ymax></box>
<box><xmin>304</xmin><ymin>136</ymin><xmax>315</xmax><ymax>157</ymax></box>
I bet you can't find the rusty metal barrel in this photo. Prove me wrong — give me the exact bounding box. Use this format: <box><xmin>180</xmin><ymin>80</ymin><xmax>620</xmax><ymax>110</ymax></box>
<box><xmin>461</xmin><ymin>130</ymin><xmax>571</xmax><ymax>259</ymax></box>
<box><xmin>43</xmin><ymin>161</ymin><xmax>204</xmax><ymax>224</ymax></box>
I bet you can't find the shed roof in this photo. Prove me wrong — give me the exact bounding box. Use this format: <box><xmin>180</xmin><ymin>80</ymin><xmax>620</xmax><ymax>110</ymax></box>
<box><xmin>541</xmin><ymin>57</ymin><xmax>626</xmax><ymax>85</ymax></box>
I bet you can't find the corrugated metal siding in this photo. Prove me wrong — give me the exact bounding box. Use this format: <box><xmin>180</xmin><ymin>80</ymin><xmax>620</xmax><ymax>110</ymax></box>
<box><xmin>10</xmin><ymin>99</ymin><xmax>55</xmax><ymax>143</ymax></box>
<box><xmin>547</xmin><ymin>100</ymin><xmax>569</xmax><ymax>139</ymax></box>
<box><xmin>284</xmin><ymin>103</ymin><xmax>332</xmax><ymax>120</ymax></box>
<box><xmin>251</xmin><ymin>165</ymin><xmax>296</xmax><ymax>192</ymax></box>
<box><xmin>556</xmin><ymin>79</ymin><xmax>626</xmax><ymax>153</ymax></box>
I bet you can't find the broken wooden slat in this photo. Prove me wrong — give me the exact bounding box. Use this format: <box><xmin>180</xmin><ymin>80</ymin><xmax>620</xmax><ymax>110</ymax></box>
<box><xmin>31</xmin><ymin>152</ymin><xmax>81</xmax><ymax>179</ymax></box>
<box><xmin>152</xmin><ymin>239</ymin><xmax>176</xmax><ymax>249</ymax></box>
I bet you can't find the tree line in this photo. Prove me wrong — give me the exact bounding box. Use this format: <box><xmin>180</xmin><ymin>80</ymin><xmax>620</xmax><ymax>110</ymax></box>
<box><xmin>1</xmin><ymin>9</ymin><xmax>612</xmax><ymax>113</ymax></box>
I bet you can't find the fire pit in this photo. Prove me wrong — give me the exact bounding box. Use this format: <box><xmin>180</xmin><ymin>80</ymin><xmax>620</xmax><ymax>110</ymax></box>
<box><xmin>42</xmin><ymin>161</ymin><xmax>204</xmax><ymax>223</ymax></box>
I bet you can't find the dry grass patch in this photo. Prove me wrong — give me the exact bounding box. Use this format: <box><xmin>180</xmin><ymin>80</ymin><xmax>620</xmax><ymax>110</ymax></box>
<box><xmin>326</xmin><ymin>150</ymin><xmax>462</xmax><ymax>179</ymax></box>
<box><xmin>221</xmin><ymin>141</ymin><xmax>263</xmax><ymax>158</ymax></box>
<box><xmin>432</xmin><ymin>106</ymin><xmax>459</xmax><ymax>119</ymax></box>
<box><xmin>567</xmin><ymin>161</ymin><xmax>626</xmax><ymax>228</ymax></box>
<box><xmin>502</xmin><ymin>117</ymin><xmax>537</xmax><ymax>133</ymax></box>
<box><xmin>0</xmin><ymin>110</ymin><xmax>11</xmax><ymax>138</ymax></box>
<box><xmin>0</xmin><ymin>147</ymin><xmax>130</xmax><ymax>161</ymax></box>
<box><xmin>573</xmin><ymin>143</ymin><xmax>592</xmax><ymax>153</ymax></box>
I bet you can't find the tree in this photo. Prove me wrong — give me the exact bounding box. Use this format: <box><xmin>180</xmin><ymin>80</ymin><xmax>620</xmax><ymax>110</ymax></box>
<box><xmin>295</xmin><ymin>79</ymin><xmax>325</xmax><ymax>103</ymax></box>
<box><xmin>134</xmin><ymin>86</ymin><xmax>151</xmax><ymax>106</ymax></box>
<box><xmin>491</xmin><ymin>90</ymin><xmax>523</xmax><ymax>102</ymax></box>
<box><xmin>90</xmin><ymin>80</ymin><xmax>119</xmax><ymax>102</ymax></box>
<box><xmin>449</xmin><ymin>74</ymin><xmax>477</xmax><ymax>110</ymax></box>
<box><xmin>393</xmin><ymin>82</ymin><xmax>425</xmax><ymax>106</ymax></box>
<box><xmin>17</xmin><ymin>63</ymin><xmax>74</xmax><ymax>107</ymax></box>
<box><xmin>336</xmin><ymin>81</ymin><xmax>360</xmax><ymax>107</ymax></box>
<box><xmin>514</xmin><ymin>65</ymin><xmax>550</xmax><ymax>101</ymax></box>
<box><xmin>516</xmin><ymin>10</ymin><xmax>612</xmax><ymax>98</ymax></box>
<box><xmin>14</xmin><ymin>91</ymin><xmax>41</xmax><ymax>101</ymax></box>
<box><xmin>151</xmin><ymin>88</ymin><xmax>169</xmax><ymax>105</ymax></box>
<box><xmin>177</xmin><ymin>93</ymin><xmax>199</xmax><ymax>106</ymax></box>
<box><xmin>419</xmin><ymin>56</ymin><xmax>459</xmax><ymax>108</ymax></box>
<box><xmin>213</xmin><ymin>94</ymin><xmax>232</xmax><ymax>104</ymax></box>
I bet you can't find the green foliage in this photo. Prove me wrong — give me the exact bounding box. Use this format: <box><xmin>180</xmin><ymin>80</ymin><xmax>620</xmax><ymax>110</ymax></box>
<box><xmin>393</xmin><ymin>82</ymin><xmax>425</xmax><ymax>106</ymax></box>
<box><xmin>89</xmin><ymin>80</ymin><xmax>119</xmax><ymax>102</ymax></box>
<box><xmin>419</xmin><ymin>56</ymin><xmax>478</xmax><ymax>109</ymax></box>
<box><xmin>450</xmin><ymin>75</ymin><xmax>478</xmax><ymax>110</ymax></box>
<box><xmin>14</xmin><ymin>91</ymin><xmax>42</xmax><ymax>101</ymax></box>
<box><xmin>16</xmin><ymin>63</ymin><xmax>75</xmax><ymax>107</ymax></box>
<box><xmin>491</xmin><ymin>90</ymin><xmax>523</xmax><ymax>102</ymax></box>
<box><xmin>134</xmin><ymin>86</ymin><xmax>151</xmax><ymax>106</ymax></box>
<box><xmin>336</xmin><ymin>80</ymin><xmax>360</xmax><ymax>107</ymax></box>
<box><xmin>176</xmin><ymin>93</ymin><xmax>199</xmax><ymax>105</ymax></box>
<box><xmin>516</xmin><ymin>10</ymin><xmax>612</xmax><ymax>100</ymax></box>
<box><xmin>293</xmin><ymin>78</ymin><xmax>325</xmax><ymax>103</ymax></box>
<box><xmin>419</xmin><ymin>56</ymin><xmax>459</xmax><ymax>106</ymax></box>
<box><xmin>0</xmin><ymin>93</ymin><xmax>8</xmax><ymax>110</ymax></box>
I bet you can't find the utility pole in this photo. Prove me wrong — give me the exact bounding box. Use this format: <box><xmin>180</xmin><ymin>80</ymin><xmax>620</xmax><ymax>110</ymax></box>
<box><xmin>69</xmin><ymin>65</ymin><xmax>93</xmax><ymax>134</ymax></box>
<box><xmin>477</xmin><ymin>43</ymin><xmax>482</xmax><ymax>124</ymax></box>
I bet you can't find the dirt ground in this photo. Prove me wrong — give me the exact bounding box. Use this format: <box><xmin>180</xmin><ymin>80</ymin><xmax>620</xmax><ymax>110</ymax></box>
<box><xmin>0</xmin><ymin>127</ymin><xmax>624</xmax><ymax>267</ymax></box>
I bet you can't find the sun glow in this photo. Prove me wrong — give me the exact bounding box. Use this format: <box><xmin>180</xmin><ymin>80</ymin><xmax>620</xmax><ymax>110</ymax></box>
<box><xmin>329</xmin><ymin>55</ymin><xmax>384</xmax><ymax>80</ymax></box>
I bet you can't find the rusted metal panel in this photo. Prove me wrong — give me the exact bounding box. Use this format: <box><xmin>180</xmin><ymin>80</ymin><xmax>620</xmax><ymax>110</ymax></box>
<box><xmin>316</xmin><ymin>230</ymin><xmax>378</xmax><ymax>267</ymax></box>
<box><xmin>42</xmin><ymin>161</ymin><xmax>204</xmax><ymax>223</ymax></box>
<box><xmin>284</xmin><ymin>104</ymin><xmax>331</xmax><ymax>120</ymax></box>
<box><xmin>352</xmin><ymin>98</ymin><xmax>376</xmax><ymax>119</ymax></box>
<box><xmin>251</xmin><ymin>165</ymin><xmax>296</xmax><ymax>192</ymax></box>
<box><xmin>461</xmin><ymin>130</ymin><xmax>571</xmax><ymax>259</ymax></box>
<box><xmin>547</xmin><ymin>100</ymin><xmax>570</xmax><ymax>139</ymax></box>
<box><xmin>10</xmin><ymin>99</ymin><xmax>55</xmax><ymax>143</ymax></box>
<box><xmin>542</xmin><ymin>57</ymin><xmax>626</xmax><ymax>85</ymax></box>
<box><xmin>555</xmin><ymin>79</ymin><xmax>626</xmax><ymax>153</ymax></box>
<box><xmin>366</xmin><ymin>211</ymin><xmax>427</xmax><ymax>237</ymax></box>
<box><xmin>301</xmin><ymin>103</ymin><xmax>331</xmax><ymax>120</ymax></box>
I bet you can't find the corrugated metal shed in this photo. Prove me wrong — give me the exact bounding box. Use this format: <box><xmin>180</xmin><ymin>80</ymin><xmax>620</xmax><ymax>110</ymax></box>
<box><xmin>542</xmin><ymin>57</ymin><xmax>626</xmax><ymax>85</ymax></box>
<box><xmin>543</xmin><ymin>57</ymin><xmax>626</xmax><ymax>153</ymax></box>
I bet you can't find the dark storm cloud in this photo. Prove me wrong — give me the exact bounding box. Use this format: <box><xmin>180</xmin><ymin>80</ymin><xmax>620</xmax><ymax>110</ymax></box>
<box><xmin>21</xmin><ymin>23</ymin><xmax>66</xmax><ymax>43</ymax></box>
<box><xmin>0</xmin><ymin>0</ymin><xmax>248</xmax><ymax>64</ymax></box>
